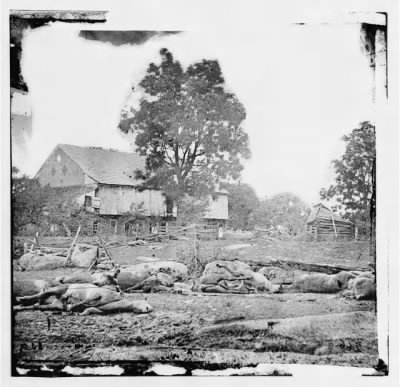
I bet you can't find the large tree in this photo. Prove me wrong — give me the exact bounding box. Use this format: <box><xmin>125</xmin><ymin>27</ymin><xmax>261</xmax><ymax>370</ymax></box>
<box><xmin>221</xmin><ymin>182</ymin><xmax>259</xmax><ymax>230</ymax></box>
<box><xmin>320</xmin><ymin>121</ymin><xmax>376</xmax><ymax>235</ymax></box>
<box><xmin>119</xmin><ymin>48</ymin><xmax>250</xmax><ymax>216</ymax></box>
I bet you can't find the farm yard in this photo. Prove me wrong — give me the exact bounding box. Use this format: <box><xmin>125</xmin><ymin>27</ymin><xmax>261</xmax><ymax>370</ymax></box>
<box><xmin>9</xmin><ymin>12</ymin><xmax>384</xmax><ymax>379</ymax></box>
<box><xmin>12</xmin><ymin>234</ymin><xmax>378</xmax><ymax>376</ymax></box>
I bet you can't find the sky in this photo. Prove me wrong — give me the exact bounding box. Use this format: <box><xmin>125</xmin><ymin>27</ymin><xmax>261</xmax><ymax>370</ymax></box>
<box><xmin>13</xmin><ymin>22</ymin><xmax>374</xmax><ymax>205</ymax></box>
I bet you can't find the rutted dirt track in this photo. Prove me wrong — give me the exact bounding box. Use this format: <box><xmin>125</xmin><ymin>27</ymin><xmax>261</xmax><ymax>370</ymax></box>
<box><xmin>14</xmin><ymin>293</ymin><xmax>377</xmax><ymax>368</ymax></box>
<box><xmin>13</xmin><ymin>238</ymin><xmax>378</xmax><ymax>371</ymax></box>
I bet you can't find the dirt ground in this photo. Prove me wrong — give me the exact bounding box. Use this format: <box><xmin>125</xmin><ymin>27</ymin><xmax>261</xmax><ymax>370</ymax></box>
<box><xmin>14</xmin><ymin>235</ymin><xmax>372</xmax><ymax>267</ymax></box>
<box><xmin>13</xmin><ymin>237</ymin><xmax>378</xmax><ymax>374</ymax></box>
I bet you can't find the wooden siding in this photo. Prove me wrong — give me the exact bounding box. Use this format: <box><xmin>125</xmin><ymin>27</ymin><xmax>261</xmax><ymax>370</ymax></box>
<box><xmin>97</xmin><ymin>185</ymin><xmax>168</xmax><ymax>216</ymax></box>
<box><xmin>35</xmin><ymin>147</ymin><xmax>86</xmax><ymax>187</ymax></box>
<box><xmin>306</xmin><ymin>204</ymin><xmax>354</xmax><ymax>240</ymax></box>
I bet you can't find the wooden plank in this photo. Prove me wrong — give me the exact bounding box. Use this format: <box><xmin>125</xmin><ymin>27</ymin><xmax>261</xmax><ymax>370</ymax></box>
<box><xmin>30</xmin><ymin>232</ymin><xmax>40</xmax><ymax>252</ymax></box>
<box><xmin>97</xmin><ymin>235</ymin><xmax>115</xmax><ymax>267</ymax></box>
<box><xmin>62</xmin><ymin>222</ymin><xmax>72</xmax><ymax>238</ymax></box>
<box><xmin>63</xmin><ymin>225</ymin><xmax>81</xmax><ymax>267</ymax></box>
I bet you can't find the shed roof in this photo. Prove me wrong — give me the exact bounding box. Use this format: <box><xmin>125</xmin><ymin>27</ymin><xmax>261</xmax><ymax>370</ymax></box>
<box><xmin>58</xmin><ymin>144</ymin><xmax>145</xmax><ymax>186</ymax></box>
<box><xmin>306</xmin><ymin>203</ymin><xmax>353</xmax><ymax>224</ymax></box>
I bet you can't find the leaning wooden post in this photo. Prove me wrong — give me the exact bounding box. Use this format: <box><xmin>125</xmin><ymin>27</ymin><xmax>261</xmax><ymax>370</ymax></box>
<box><xmin>30</xmin><ymin>231</ymin><xmax>39</xmax><ymax>252</ymax></box>
<box><xmin>35</xmin><ymin>231</ymin><xmax>40</xmax><ymax>246</ymax></box>
<box><xmin>64</xmin><ymin>225</ymin><xmax>81</xmax><ymax>267</ymax></box>
<box><xmin>88</xmin><ymin>247</ymin><xmax>100</xmax><ymax>273</ymax></box>
<box><xmin>62</xmin><ymin>222</ymin><xmax>72</xmax><ymax>238</ymax></box>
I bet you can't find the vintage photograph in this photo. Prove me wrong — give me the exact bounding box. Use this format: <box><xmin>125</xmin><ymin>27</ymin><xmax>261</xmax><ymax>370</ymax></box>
<box><xmin>5</xmin><ymin>4</ymin><xmax>396</xmax><ymax>380</ymax></box>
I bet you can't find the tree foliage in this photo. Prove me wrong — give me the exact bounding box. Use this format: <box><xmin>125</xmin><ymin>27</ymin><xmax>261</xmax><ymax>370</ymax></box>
<box><xmin>11</xmin><ymin>167</ymin><xmax>48</xmax><ymax>234</ymax></box>
<box><xmin>320</xmin><ymin>121</ymin><xmax>376</xmax><ymax>232</ymax></box>
<box><xmin>253</xmin><ymin>192</ymin><xmax>310</xmax><ymax>234</ymax></box>
<box><xmin>221</xmin><ymin>182</ymin><xmax>259</xmax><ymax>230</ymax></box>
<box><xmin>12</xmin><ymin>167</ymin><xmax>102</xmax><ymax>235</ymax></box>
<box><xmin>176</xmin><ymin>194</ymin><xmax>210</xmax><ymax>225</ymax></box>
<box><xmin>119</xmin><ymin>48</ymin><xmax>250</xmax><ymax>209</ymax></box>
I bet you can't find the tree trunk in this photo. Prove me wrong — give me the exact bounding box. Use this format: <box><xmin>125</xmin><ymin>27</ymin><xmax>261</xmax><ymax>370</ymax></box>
<box><xmin>175</xmin><ymin>177</ymin><xmax>185</xmax><ymax>226</ymax></box>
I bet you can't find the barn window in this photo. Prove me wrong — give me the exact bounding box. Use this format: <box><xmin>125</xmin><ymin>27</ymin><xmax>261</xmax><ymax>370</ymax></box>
<box><xmin>166</xmin><ymin>198</ymin><xmax>174</xmax><ymax>215</ymax></box>
<box><xmin>84</xmin><ymin>195</ymin><xmax>92</xmax><ymax>208</ymax></box>
<box><xmin>92</xmin><ymin>221</ymin><xmax>99</xmax><ymax>235</ymax></box>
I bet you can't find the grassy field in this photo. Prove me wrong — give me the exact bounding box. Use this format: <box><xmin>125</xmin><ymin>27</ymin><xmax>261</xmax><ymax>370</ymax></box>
<box><xmin>12</xmin><ymin>236</ymin><xmax>378</xmax><ymax>373</ymax></box>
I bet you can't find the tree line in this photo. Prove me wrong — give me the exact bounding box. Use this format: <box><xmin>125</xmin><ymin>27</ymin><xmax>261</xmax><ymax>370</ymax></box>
<box><xmin>118</xmin><ymin>48</ymin><xmax>375</xmax><ymax>234</ymax></box>
<box><xmin>11</xmin><ymin>48</ymin><xmax>375</xmax><ymax>238</ymax></box>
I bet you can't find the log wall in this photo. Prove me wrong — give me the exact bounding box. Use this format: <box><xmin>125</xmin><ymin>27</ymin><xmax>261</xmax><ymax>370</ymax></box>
<box><xmin>307</xmin><ymin>211</ymin><xmax>354</xmax><ymax>241</ymax></box>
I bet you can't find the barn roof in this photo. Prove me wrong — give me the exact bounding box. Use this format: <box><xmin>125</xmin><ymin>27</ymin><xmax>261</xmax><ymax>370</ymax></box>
<box><xmin>58</xmin><ymin>144</ymin><xmax>145</xmax><ymax>186</ymax></box>
<box><xmin>306</xmin><ymin>203</ymin><xmax>353</xmax><ymax>224</ymax></box>
<box><xmin>45</xmin><ymin>144</ymin><xmax>233</xmax><ymax>194</ymax></box>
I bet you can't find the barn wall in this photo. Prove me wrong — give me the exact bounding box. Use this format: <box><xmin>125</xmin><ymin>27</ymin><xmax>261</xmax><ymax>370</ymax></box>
<box><xmin>97</xmin><ymin>185</ymin><xmax>167</xmax><ymax>216</ymax></box>
<box><xmin>204</xmin><ymin>193</ymin><xmax>229</xmax><ymax>220</ymax></box>
<box><xmin>35</xmin><ymin>147</ymin><xmax>86</xmax><ymax>187</ymax></box>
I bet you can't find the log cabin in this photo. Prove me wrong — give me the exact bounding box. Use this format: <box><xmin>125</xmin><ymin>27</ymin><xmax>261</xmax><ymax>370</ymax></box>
<box><xmin>306</xmin><ymin>203</ymin><xmax>355</xmax><ymax>241</ymax></box>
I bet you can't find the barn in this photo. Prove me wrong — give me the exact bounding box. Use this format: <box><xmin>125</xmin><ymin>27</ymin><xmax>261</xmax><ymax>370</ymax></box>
<box><xmin>34</xmin><ymin>144</ymin><xmax>229</xmax><ymax>235</ymax></box>
<box><xmin>306</xmin><ymin>203</ymin><xmax>355</xmax><ymax>241</ymax></box>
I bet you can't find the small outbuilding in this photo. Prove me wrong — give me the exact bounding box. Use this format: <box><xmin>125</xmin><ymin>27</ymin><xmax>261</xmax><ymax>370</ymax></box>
<box><xmin>306</xmin><ymin>203</ymin><xmax>355</xmax><ymax>241</ymax></box>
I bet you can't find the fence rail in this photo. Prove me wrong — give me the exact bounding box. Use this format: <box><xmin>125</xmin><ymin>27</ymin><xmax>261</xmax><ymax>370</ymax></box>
<box><xmin>21</xmin><ymin>219</ymin><xmax>223</xmax><ymax>242</ymax></box>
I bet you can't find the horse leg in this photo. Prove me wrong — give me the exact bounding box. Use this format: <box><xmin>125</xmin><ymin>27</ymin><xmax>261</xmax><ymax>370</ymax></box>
<box><xmin>37</xmin><ymin>299</ymin><xmax>65</xmax><ymax>311</ymax></box>
<box><xmin>17</xmin><ymin>285</ymin><xmax>69</xmax><ymax>305</ymax></box>
<box><xmin>98</xmin><ymin>300</ymin><xmax>152</xmax><ymax>314</ymax></box>
<box><xmin>80</xmin><ymin>307</ymin><xmax>104</xmax><ymax>316</ymax></box>
<box><xmin>13</xmin><ymin>304</ymin><xmax>38</xmax><ymax>311</ymax></box>
<box><xmin>67</xmin><ymin>295</ymin><xmax>102</xmax><ymax>312</ymax></box>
